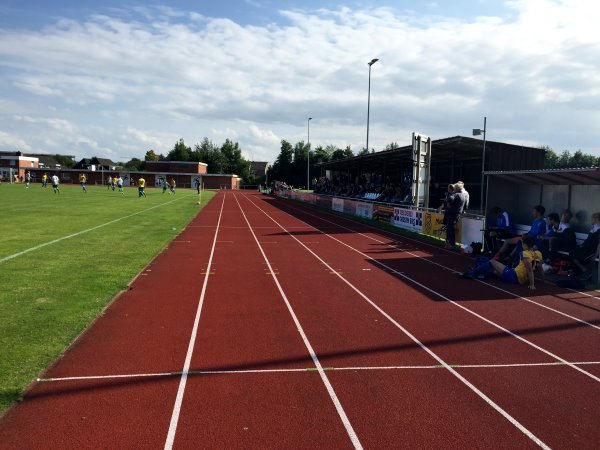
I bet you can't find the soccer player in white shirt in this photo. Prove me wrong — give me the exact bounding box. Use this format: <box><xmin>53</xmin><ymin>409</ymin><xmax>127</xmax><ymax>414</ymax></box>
<box><xmin>51</xmin><ymin>175</ymin><xmax>60</xmax><ymax>194</ymax></box>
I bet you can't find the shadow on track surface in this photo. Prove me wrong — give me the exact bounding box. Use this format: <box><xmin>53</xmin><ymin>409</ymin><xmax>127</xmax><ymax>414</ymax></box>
<box><xmin>21</xmin><ymin>316</ymin><xmax>599</xmax><ymax>403</ymax></box>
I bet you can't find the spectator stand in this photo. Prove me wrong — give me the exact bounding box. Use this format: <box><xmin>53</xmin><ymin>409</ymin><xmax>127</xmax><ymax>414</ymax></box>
<box><xmin>277</xmin><ymin>186</ymin><xmax>485</xmax><ymax>250</ymax></box>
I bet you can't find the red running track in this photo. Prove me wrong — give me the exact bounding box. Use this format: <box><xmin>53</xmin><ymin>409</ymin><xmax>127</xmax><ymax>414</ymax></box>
<box><xmin>1</xmin><ymin>191</ymin><xmax>599</xmax><ymax>449</ymax></box>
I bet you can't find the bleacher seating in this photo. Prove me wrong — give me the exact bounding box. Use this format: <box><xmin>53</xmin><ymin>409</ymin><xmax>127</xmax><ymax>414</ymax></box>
<box><xmin>363</xmin><ymin>192</ymin><xmax>380</xmax><ymax>200</ymax></box>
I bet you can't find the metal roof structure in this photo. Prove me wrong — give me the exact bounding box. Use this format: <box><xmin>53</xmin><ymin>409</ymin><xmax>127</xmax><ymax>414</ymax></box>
<box><xmin>317</xmin><ymin>135</ymin><xmax>545</xmax><ymax>173</ymax></box>
<box><xmin>484</xmin><ymin>167</ymin><xmax>600</xmax><ymax>185</ymax></box>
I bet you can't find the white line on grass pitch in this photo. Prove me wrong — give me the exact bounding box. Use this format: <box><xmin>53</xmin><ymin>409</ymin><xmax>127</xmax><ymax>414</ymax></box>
<box><xmin>233</xmin><ymin>193</ymin><xmax>364</xmax><ymax>450</ymax></box>
<box><xmin>0</xmin><ymin>194</ymin><xmax>193</xmax><ymax>265</ymax></box>
<box><xmin>243</xmin><ymin>194</ymin><xmax>555</xmax><ymax>449</ymax></box>
<box><xmin>163</xmin><ymin>193</ymin><xmax>226</xmax><ymax>450</ymax></box>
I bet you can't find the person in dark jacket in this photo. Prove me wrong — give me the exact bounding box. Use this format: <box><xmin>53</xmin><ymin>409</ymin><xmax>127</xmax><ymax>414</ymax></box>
<box><xmin>484</xmin><ymin>206</ymin><xmax>516</xmax><ymax>254</ymax></box>
<box><xmin>570</xmin><ymin>212</ymin><xmax>600</xmax><ymax>281</ymax></box>
<box><xmin>444</xmin><ymin>183</ymin><xmax>467</xmax><ymax>249</ymax></box>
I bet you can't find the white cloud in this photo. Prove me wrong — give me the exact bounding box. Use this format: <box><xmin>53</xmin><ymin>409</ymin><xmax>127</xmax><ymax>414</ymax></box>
<box><xmin>248</xmin><ymin>124</ymin><xmax>280</xmax><ymax>145</ymax></box>
<box><xmin>13</xmin><ymin>115</ymin><xmax>75</xmax><ymax>134</ymax></box>
<box><xmin>0</xmin><ymin>131</ymin><xmax>30</xmax><ymax>150</ymax></box>
<box><xmin>0</xmin><ymin>0</ymin><xmax>598</xmax><ymax>162</ymax></box>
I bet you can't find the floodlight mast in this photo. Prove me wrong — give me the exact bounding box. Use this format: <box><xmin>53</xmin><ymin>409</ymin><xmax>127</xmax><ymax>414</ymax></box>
<box><xmin>472</xmin><ymin>117</ymin><xmax>487</xmax><ymax>214</ymax></box>
<box><xmin>307</xmin><ymin>117</ymin><xmax>312</xmax><ymax>191</ymax></box>
<box><xmin>366</xmin><ymin>58</ymin><xmax>379</xmax><ymax>153</ymax></box>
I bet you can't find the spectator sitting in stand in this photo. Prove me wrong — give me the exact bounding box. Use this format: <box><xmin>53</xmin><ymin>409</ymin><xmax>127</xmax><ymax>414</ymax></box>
<box><xmin>550</xmin><ymin>209</ymin><xmax>576</xmax><ymax>256</ymax></box>
<box><xmin>484</xmin><ymin>206</ymin><xmax>517</xmax><ymax>255</ymax></box>
<box><xmin>494</xmin><ymin>205</ymin><xmax>547</xmax><ymax>261</ymax></box>
<box><xmin>538</xmin><ymin>212</ymin><xmax>561</xmax><ymax>258</ymax></box>
<box><xmin>569</xmin><ymin>212</ymin><xmax>600</xmax><ymax>281</ymax></box>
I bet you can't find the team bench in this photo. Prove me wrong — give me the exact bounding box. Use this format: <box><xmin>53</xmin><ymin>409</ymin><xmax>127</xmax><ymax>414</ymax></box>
<box><xmin>512</xmin><ymin>224</ymin><xmax>599</xmax><ymax>284</ymax></box>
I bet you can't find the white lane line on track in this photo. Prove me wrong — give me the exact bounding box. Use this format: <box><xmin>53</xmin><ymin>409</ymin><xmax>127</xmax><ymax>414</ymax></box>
<box><xmin>163</xmin><ymin>193</ymin><xmax>226</xmax><ymax>450</ymax></box>
<box><xmin>266</xmin><ymin>198</ymin><xmax>600</xmax><ymax>384</ymax></box>
<box><xmin>243</xmin><ymin>195</ymin><xmax>556</xmax><ymax>449</ymax></box>
<box><xmin>232</xmin><ymin>193</ymin><xmax>363</xmax><ymax>450</ymax></box>
<box><xmin>284</xmin><ymin>202</ymin><xmax>600</xmax><ymax>330</ymax></box>
<box><xmin>37</xmin><ymin>361</ymin><xmax>600</xmax><ymax>382</ymax></box>
<box><xmin>0</xmin><ymin>193</ymin><xmax>192</xmax><ymax>265</ymax></box>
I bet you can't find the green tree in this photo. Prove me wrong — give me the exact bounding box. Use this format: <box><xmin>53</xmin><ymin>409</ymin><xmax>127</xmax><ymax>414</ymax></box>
<box><xmin>543</xmin><ymin>146</ymin><xmax>559</xmax><ymax>168</ymax></box>
<box><xmin>331</xmin><ymin>149</ymin><xmax>348</xmax><ymax>160</ymax></box>
<box><xmin>220</xmin><ymin>139</ymin><xmax>249</xmax><ymax>179</ymax></box>
<box><xmin>292</xmin><ymin>140</ymin><xmax>310</xmax><ymax>188</ymax></box>
<box><xmin>269</xmin><ymin>140</ymin><xmax>294</xmax><ymax>182</ymax></box>
<box><xmin>124</xmin><ymin>157</ymin><xmax>144</xmax><ymax>171</ymax></box>
<box><xmin>54</xmin><ymin>154</ymin><xmax>75</xmax><ymax>168</ymax></box>
<box><xmin>193</xmin><ymin>138</ymin><xmax>225</xmax><ymax>174</ymax></box>
<box><xmin>145</xmin><ymin>149</ymin><xmax>159</xmax><ymax>161</ymax></box>
<box><xmin>331</xmin><ymin>145</ymin><xmax>353</xmax><ymax>161</ymax></box>
<box><xmin>570</xmin><ymin>150</ymin><xmax>598</xmax><ymax>168</ymax></box>
<box><xmin>313</xmin><ymin>145</ymin><xmax>332</xmax><ymax>165</ymax></box>
<box><xmin>544</xmin><ymin>146</ymin><xmax>598</xmax><ymax>169</ymax></box>
<box><xmin>166</xmin><ymin>138</ymin><xmax>192</xmax><ymax>161</ymax></box>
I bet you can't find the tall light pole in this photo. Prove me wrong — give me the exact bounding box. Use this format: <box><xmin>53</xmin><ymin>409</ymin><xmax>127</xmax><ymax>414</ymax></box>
<box><xmin>307</xmin><ymin>117</ymin><xmax>312</xmax><ymax>191</ymax></box>
<box><xmin>366</xmin><ymin>58</ymin><xmax>379</xmax><ymax>153</ymax></box>
<box><xmin>473</xmin><ymin>116</ymin><xmax>487</xmax><ymax>214</ymax></box>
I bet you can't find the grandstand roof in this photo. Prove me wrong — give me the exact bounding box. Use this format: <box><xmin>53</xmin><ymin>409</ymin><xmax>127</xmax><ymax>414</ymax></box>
<box><xmin>317</xmin><ymin>135</ymin><xmax>545</xmax><ymax>173</ymax></box>
<box><xmin>484</xmin><ymin>167</ymin><xmax>600</xmax><ymax>185</ymax></box>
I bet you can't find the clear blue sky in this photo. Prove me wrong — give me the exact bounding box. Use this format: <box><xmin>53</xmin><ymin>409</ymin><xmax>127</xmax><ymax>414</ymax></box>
<box><xmin>0</xmin><ymin>0</ymin><xmax>598</xmax><ymax>162</ymax></box>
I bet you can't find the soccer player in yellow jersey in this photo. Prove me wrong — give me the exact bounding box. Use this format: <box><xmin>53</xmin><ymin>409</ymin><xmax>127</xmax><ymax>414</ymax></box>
<box><xmin>462</xmin><ymin>236</ymin><xmax>544</xmax><ymax>289</ymax></box>
<box><xmin>42</xmin><ymin>173</ymin><xmax>48</xmax><ymax>188</ymax></box>
<box><xmin>79</xmin><ymin>174</ymin><xmax>87</xmax><ymax>192</ymax></box>
<box><xmin>169</xmin><ymin>178</ymin><xmax>176</xmax><ymax>195</ymax></box>
<box><xmin>138</xmin><ymin>177</ymin><xmax>146</xmax><ymax>197</ymax></box>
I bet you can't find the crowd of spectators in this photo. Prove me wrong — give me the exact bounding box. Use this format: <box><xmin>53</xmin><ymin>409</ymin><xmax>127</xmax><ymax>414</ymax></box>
<box><xmin>314</xmin><ymin>174</ymin><xmax>413</xmax><ymax>204</ymax></box>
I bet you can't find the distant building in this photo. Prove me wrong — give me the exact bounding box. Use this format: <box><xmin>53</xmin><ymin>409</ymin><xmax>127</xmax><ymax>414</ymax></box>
<box><xmin>250</xmin><ymin>161</ymin><xmax>268</xmax><ymax>178</ymax></box>
<box><xmin>145</xmin><ymin>160</ymin><xmax>207</xmax><ymax>174</ymax></box>
<box><xmin>73</xmin><ymin>157</ymin><xmax>118</xmax><ymax>171</ymax></box>
<box><xmin>36</xmin><ymin>154</ymin><xmax>75</xmax><ymax>169</ymax></box>
<box><xmin>0</xmin><ymin>151</ymin><xmax>39</xmax><ymax>181</ymax></box>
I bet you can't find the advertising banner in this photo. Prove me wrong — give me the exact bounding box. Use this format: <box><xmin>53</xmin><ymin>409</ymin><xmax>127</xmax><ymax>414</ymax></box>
<box><xmin>422</xmin><ymin>211</ymin><xmax>462</xmax><ymax>243</ymax></box>
<box><xmin>300</xmin><ymin>193</ymin><xmax>317</xmax><ymax>205</ymax></box>
<box><xmin>373</xmin><ymin>204</ymin><xmax>394</xmax><ymax>222</ymax></box>
<box><xmin>392</xmin><ymin>207</ymin><xmax>423</xmax><ymax>232</ymax></box>
<box><xmin>355</xmin><ymin>202</ymin><xmax>373</xmax><ymax>219</ymax></box>
<box><xmin>332</xmin><ymin>197</ymin><xmax>344</xmax><ymax>212</ymax></box>
<box><xmin>422</xmin><ymin>212</ymin><xmax>445</xmax><ymax>238</ymax></box>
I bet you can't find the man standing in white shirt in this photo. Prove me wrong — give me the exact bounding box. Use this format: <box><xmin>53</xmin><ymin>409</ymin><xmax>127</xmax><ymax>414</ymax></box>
<box><xmin>51</xmin><ymin>174</ymin><xmax>60</xmax><ymax>194</ymax></box>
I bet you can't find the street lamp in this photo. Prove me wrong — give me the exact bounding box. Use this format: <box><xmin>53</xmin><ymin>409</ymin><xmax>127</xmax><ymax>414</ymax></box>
<box><xmin>366</xmin><ymin>58</ymin><xmax>379</xmax><ymax>153</ymax></box>
<box><xmin>473</xmin><ymin>116</ymin><xmax>487</xmax><ymax>214</ymax></box>
<box><xmin>307</xmin><ymin>117</ymin><xmax>312</xmax><ymax>190</ymax></box>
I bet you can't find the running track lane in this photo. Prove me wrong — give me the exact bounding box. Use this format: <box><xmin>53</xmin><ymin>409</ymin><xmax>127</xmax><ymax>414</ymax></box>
<box><xmin>269</xmin><ymin>196</ymin><xmax>600</xmax><ymax>364</ymax></box>
<box><xmin>232</xmin><ymin>193</ymin><xmax>545</xmax><ymax>449</ymax></box>
<box><xmin>0</xmin><ymin>195</ymin><xmax>224</xmax><ymax>448</ymax></box>
<box><xmin>165</xmin><ymin>193</ymin><xmax>360</xmax><ymax>448</ymax></box>
<box><xmin>241</xmin><ymin>192</ymin><xmax>600</xmax><ymax>449</ymax></box>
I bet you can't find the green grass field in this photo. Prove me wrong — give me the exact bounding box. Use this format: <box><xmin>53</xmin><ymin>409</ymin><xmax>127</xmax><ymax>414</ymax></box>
<box><xmin>0</xmin><ymin>182</ymin><xmax>216</xmax><ymax>413</ymax></box>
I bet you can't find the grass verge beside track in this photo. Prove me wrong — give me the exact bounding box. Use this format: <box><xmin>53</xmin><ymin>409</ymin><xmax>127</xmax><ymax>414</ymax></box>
<box><xmin>0</xmin><ymin>184</ymin><xmax>216</xmax><ymax>413</ymax></box>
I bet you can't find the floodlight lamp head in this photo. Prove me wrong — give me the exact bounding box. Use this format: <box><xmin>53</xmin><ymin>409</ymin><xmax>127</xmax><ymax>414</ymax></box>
<box><xmin>472</xmin><ymin>129</ymin><xmax>483</xmax><ymax>136</ymax></box>
<box><xmin>308</xmin><ymin>117</ymin><xmax>312</xmax><ymax>121</ymax></box>
<box><xmin>369</xmin><ymin>58</ymin><xmax>379</xmax><ymax>66</ymax></box>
